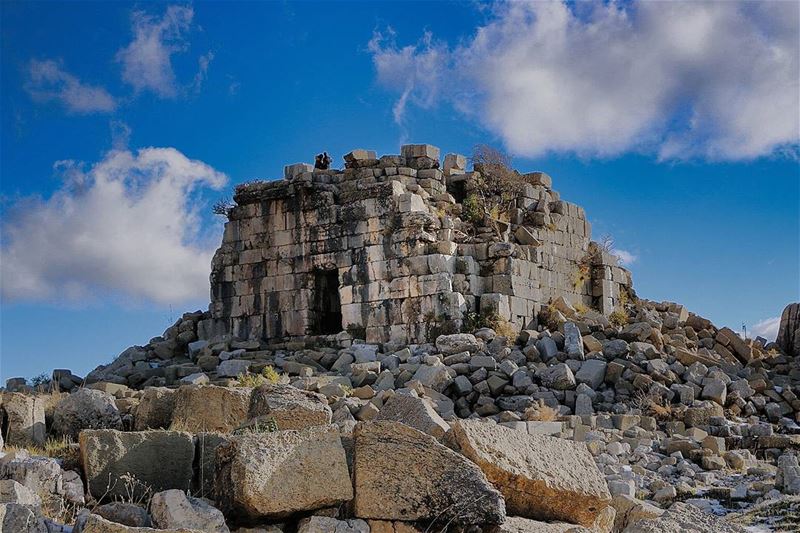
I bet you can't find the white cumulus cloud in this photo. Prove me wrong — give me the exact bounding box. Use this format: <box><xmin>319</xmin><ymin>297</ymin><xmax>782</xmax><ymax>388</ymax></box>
<box><xmin>116</xmin><ymin>5</ymin><xmax>199</xmax><ymax>98</ymax></box>
<box><xmin>1</xmin><ymin>147</ymin><xmax>227</xmax><ymax>305</ymax></box>
<box><xmin>25</xmin><ymin>59</ymin><xmax>117</xmax><ymax>114</ymax></box>
<box><xmin>369</xmin><ymin>1</ymin><xmax>799</xmax><ymax>160</ymax></box>
<box><xmin>751</xmin><ymin>316</ymin><xmax>781</xmax><ymax>341</ymax></box>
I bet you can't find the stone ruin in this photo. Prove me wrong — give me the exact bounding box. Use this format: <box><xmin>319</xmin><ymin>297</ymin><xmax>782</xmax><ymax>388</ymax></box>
<box><xmin>202</xmin><ymin>143</ymin><xmax>632</xmax><ymax>345</ymax></box>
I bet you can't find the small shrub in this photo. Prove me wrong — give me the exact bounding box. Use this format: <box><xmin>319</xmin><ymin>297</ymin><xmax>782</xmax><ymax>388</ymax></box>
<box><xmin>212</xmin><ymin>198</ymin><xmax>235</xmax><ymax>218</ymax></box>
<box><xmin>573</xmin><ymin>302</ymin><xmax>589</xmax><ymax>314</ymax></box>
<box><xmin>609</xmin><ymin>308</ymin><xmax>628</xmax><ymax>327</ymax></box>
<box><xmin>525</xmin><ymin>405</ymin><xmax>558</xmax><ymax>422</ymax></box>
<box><xmin>233</xmin><ymin>416</ymin><xmax>279</xmax><ymax>435</ymax></box>
<box><xmin>262</xmin><ymin>366</ymin><xmax>280</xmax><ymax>384</ymax></box>
<box><xmin>633</xmin><ymin>391</ymin><xmax>674</xmax><ymax>421</ymax></box>
<box><xmin>462</xmin><ymin>194</ymin><xmax>483</xmax><ymax>224</ymax></box>
<box><xmin>572</xmin><ymin>265</ymin><xmax>590</xmax><ymax>290</ymax></box>
<box><xmin>28</xmin><ymin>372</ymin><xmax>52</xmax><ymax>391</ymax></box>
<box><xmin>235</xmin><ymin>366</ymin><xmax>280</xmax><ymax>388</ymax></box>
<box><xmin>483</xmin><ymin>312</ymin><xmax>516</xmax><ymax>339</ymax></box>
<box><xmin>545</xmin><ymin>222</ymin><xmax>557</xmax><ymax>232</ymax></box>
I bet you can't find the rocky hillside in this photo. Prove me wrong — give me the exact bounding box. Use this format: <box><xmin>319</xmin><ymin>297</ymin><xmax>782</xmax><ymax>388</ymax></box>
<box><xmin>2</xmin><ymin>299</ymin><xmax>799</xmax><ymax>532</ymax></box>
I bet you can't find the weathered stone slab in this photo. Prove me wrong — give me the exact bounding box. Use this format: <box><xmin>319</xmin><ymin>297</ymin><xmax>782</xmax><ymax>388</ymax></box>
<box><xmin>150</xmin><ymin>489</ymin><xmax>229</xmax><ymax>532</ymax></box>
<box><xmin>623</xmin><ymin>502</ymin><xmax>746</xmax><ymax>532</ymax></box>
<box><xmin>215</xmin><ymin>425</ymin><xmax>352</xmax><ymax>519</ymax></box>
<box><xmin>52</xmin><ymin>388</ymin><xmax>123</xmax><ymax>439</ymax></box>
<box><xmin>247</xmin><ymin>384</ymin><xmax>331</xmax><ymax>431</ymax></box>
<box><xmin>375</xmin><ymin>393</ymin><xmax>450</xmax><ymax>439</ymax></box>
<box><xmin>134</xmin><ymin>387</ymin><xmax>176</xmax><ymax>430</ymax></box>
<box><xmin>353</xmin><ymin>420</ymin><xmax>505</xmax><ymax>526</ymax></box>
<box><xmin>451</xmin><ymin>419</ymin><xmax>611</xmax><ymax>528</ymax></box>
<box><xmin>81</xmin><ymin>513</ymin><xmax>202</xmax><ymax>533</ymax></box>
<box><xmin>0</xmin><ymin>393</ymin><xmax>46</xmax><ymax>447</ymax></box>
<box><xmin>80</xmin><ymin>430</ymin><xmax>194</xmax><ymax>500</ymax></box>
<box><xmin>171</xmin><ymin>385</ymin><xmax>251</xmax><ymax>433</ymax></box>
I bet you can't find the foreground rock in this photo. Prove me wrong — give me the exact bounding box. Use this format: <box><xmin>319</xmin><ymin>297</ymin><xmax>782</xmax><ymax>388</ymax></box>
<box><xmin>171</xmin><ymin>385</ymin><xmax>250</xmax><ymax>433</ymax></box>
<box><xmin>297</xmin><ymin>516</ymin><xmax>370</xmax><ymax>533</ymax></box>
<box><xmin>248</xmin><ymin>384</ymin><xmax>332</xmax><ymax>431</ymax></box>
<box><xmin>80</xmin><ymin>513</ymin><xmax>202</xmax><ymax>532</ymax></box>
<box><xmin>150</xmin><ymin>489</ymin><xmax>229</xmax><ymax>532</ymax></box>
<box><xmin>215</xmin><ymin>425</ymin><xmax>352</xmax><ymax>519</ymax></box>
<box><xmin>79</xmin><ymin>430</ymin><xmax>194</xmax><ymax>500</ymax></box>
<box><xmin>0</xmin><ymin>503</ymin><xmax>47</xmax><ymax>533</ymax></box>
<box><xmin>52</xmin><ymin>388</ymin><xmax>123</xmax><ymax>439</ymax></box>
<box><xmin>353</xmin><ymin>420</ymin><xmax>505</xmax><ymax>527</ymax></box>
<box><xmin>623</xmin><ymin>502</ymin><xmax>747</xmax><ymax>533</ymax></box>
<box><xmin>451</xmin><ymin>419</ymin><xmax>611</xmax><ymax>529</ymax></box>
<box><xmin>490</xmin><ymin>516</ymin><xmax>592</xmax><ymax>532</ymax></box>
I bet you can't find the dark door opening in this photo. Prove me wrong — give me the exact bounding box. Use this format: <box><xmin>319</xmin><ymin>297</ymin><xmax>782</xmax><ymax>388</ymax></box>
<box><xmin>311</xmin><ymin>268</ymin><xmax>342</xmax><ymax>335</ymax></box>
<box><xmin>448</xmin><ymin>179</ymin><xmax>467</xmax><ymax>204</ymax></box>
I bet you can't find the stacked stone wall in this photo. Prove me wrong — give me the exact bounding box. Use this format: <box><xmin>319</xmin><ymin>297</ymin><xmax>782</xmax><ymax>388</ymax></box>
<box><xmin>205</xmin><ymin>144</ymin><xmax>632</xmax><ymax>345</ymax></box>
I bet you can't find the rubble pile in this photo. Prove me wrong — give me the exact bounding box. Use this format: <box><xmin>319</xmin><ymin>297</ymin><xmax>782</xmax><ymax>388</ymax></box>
<box><xmin>2</xmin><ymin>144</ymin><xmax>798</xmax><ymax>532</ymax></box>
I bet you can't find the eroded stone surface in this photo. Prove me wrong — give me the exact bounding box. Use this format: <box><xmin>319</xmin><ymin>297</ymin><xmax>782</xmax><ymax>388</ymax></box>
<box><xmin>451</xmin><ymin>419</ymin><xmax>610</xmax><ymax>528</ymax></box>
<box><xmin>215</xmin><ymin>425</ymin><xmax>352</xmax><ymax>519</ymax></box>
<box><xmin>353</xmin><ymin>420</ymin><xmax>505</xmax><ymax>526</ymax></box>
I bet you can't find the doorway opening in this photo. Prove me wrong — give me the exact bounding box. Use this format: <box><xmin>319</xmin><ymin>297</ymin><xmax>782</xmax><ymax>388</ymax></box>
<box><xmin>449</xmin><ymin>180</ymin><xmax>467</xmax><ymax>204</ymax></box>
<box><xmin>311</xmin><ymin>268</ymin><xmax>342</xmax><ymax>335</ymax></box>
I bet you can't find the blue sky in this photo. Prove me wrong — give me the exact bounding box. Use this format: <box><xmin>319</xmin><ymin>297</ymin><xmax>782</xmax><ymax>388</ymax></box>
<box><xmin>1</xmin><ymin>1</ymin><xmax>798</xmax><ymax>382</ymax></box>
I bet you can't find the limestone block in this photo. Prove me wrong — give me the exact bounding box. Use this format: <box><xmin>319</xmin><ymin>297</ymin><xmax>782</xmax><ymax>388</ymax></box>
<box><xmin>215</xmin><ymin>426</ymin><xmax>352</xmax><ymax>519</ymax></box>
<box><xmin>150</xmin><ymin>489</ymin><xmax>229</xmax><ymax>532</ymax></box>
<box><xmin>298</xmin><ymin>517</ymin><xmax>370</xmax><ymax>533</ymax></box>
<box><xmin>284</xmin><ymin>163</ymin><xmax>313</xmax><ymax>180</ymax></box>
<box><xmin>0</xmin><ymin>503</ymin><xmax>48</xmax><ymax>533</ymax></box>
<box><xmin>52</xmin><ymin>388</ymin><xmax>123</xmax><ymax>440</ymax></box>
<box><xmin>451</xmin><ymin>419</ymin><xmax>611</xmax><ymax>528</ymax></box>
<box><xmin>401</xmin><ymin>144</ymin><xmax>440</xmax><ymax>160</ymax></box>
<box><xmin>623</xmin><ymin>502</ymin><xmax>746</xmax><ymax>532</ymax></box>
<box><xmin>0</xmin><ymin>393</ymin><xmax>46</xmax><ymax>447</ymax></box>
<box><xmin>376</xmin><ymin>393</ymin><xmax>449</xmax><ymax>439</ymax></box>
<box><xmin>171</xmin><ymin>385</ymin><xmax>251</xmax><ymax>433</ymax></box>
<box><xmin>353</xmin><ymin>421</ymin><xmax>505</xmax><ymax>526</ymax></box>
<box><xmin>80</xmin><ymin>430</ymin><xmax>195</xmax><ymax>501</ymax></box>
<box><xmin>81</xmin><ymin>513</ymin><xmax>202</xmax><ymax>533</ymax></box>
<box><xmin>397</xmin><ymin>193</ymin><xmax>426</xmax><ymax>213</ymax></box>
<box><xmin>489</xmin><ymin>516</ymin><xmax>593</xmax><ymax>532</ymax></box>
<box><xmin>575</xmin><ymin>359</ymin><xmax>607</xmax><ymax>390</ymax></box>
<box><xmin>134</xmin><ymin>387</ymin><xmax>176</xmax><ymax>430</ymax></box>
<box><xmin>247</xmin><ymin>384</ymin><xmax>332</xmax><ymax>431</ymax></box>
<box><xmin>443</xmin><ymin>153</ymin><xmax>466</xmax><ymax>174</ymax></box>
<box><xmin>523</xmin><ymin>172</ymin><xmax>552</xmax><ymax>189</ymax></box>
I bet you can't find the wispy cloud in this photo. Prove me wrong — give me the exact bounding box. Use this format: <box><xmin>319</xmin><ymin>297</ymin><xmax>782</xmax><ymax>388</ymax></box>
<box><xmin>612</xmin><ymin>249</ymin><xmax>638</xmax><ymax>266</ymax></box>
<box><xmin>116</xmin><ymin>5</ymin><xmax>203</xmax><ymax>98</ymax></box>
<box><xmin>191</xmin><ymin>51</ymin><xmax>214</xmax><ymax>93</ymax></box>
<box><xmin>751</xmin><ymin>316</ymin><xmax>781</xmax><ymax>341</ymax></box>
<box><xmin>368</xmin><ymin>1</ymin><xmax>799</xmax><ymax>161</ymax></box>
<box><xmin>25</xmin><ymin>59</ymin><xmax>117</xmax><ymax>114</ymax></box>
<box><xmin>1</xmin><ymin>147</ymin><xmax>227</xmax><ymax>305</ymax></box>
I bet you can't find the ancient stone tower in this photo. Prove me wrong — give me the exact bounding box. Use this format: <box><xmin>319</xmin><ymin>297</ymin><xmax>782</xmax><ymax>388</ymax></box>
<box><xmin>203</xmin><ymin>144</ymin><xmax>632</xmax><ymax>345</ymax></box>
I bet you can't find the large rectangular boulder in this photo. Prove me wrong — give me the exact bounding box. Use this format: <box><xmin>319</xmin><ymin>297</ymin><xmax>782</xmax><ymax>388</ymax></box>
<box><xmin>247</xmin><ymin>384</ymin><xmax>332</xmax><ymax>431</ymax></box>
<box><xmin>79</xmin><ymin>430</ymin><xmax>194</xmax><ymax>500</ymax></box>
<box><xmin>170</xmin><ymin>385</ymin><xmax>251</xmax><ymax>433</ymax></box>
<box><xmin>353</xmin><ymin>421</ymin><xmax>505</xmax><ymax>527</ymax></box>
<box><xmin>451</xmin><ymin>419</ymin><xmax>611</xmax><ymax>529</ymax></box>
<box><xmin>215</xmin><ymin>425</ymin><xmax>352</xmax><ymax>519</ymax></box>
<box><xmin>0</xmin><ymin>393</ymin><xmax>46</xmax><ymax>447</ymax></box>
